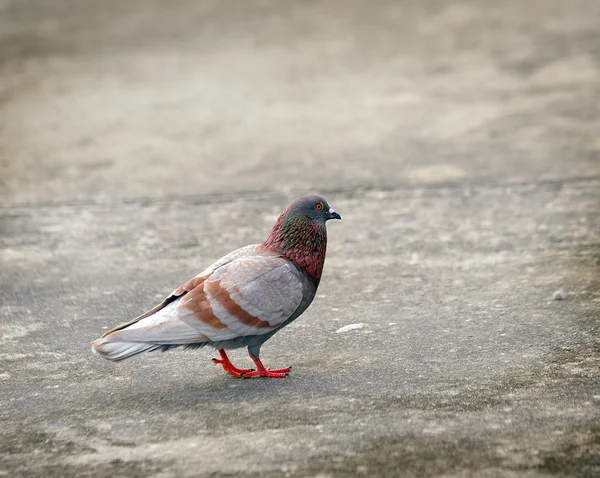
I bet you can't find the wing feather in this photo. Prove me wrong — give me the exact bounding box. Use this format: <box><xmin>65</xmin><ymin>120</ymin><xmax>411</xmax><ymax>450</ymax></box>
<box><xmin>98</xmin><ymin>247</ymin><xmax>306</xmax><ymax>347</ymax></box>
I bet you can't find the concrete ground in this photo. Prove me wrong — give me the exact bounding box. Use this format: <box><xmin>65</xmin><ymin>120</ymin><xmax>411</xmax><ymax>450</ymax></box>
<box><xmin>1</xmin><ymin>0</ymin><xmax>599</xmax><ymax>476</ymax></box>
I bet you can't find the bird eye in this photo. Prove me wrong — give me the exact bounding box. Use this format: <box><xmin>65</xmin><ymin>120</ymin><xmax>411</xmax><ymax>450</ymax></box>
<box><xmin>315</xmin><ymin>203</ymin><xmax>324</xmax><ymax>211</ymax></box>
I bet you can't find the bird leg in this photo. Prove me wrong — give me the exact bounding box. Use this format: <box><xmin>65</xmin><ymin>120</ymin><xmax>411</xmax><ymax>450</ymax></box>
<box><xmin>240</xmin><ymin>351</ymin><xmax>291</xmax><ymax>379</ymax></box>
<box><xmin>212</xmin><ymin>349</ymin><xmax>254</xmax><ymax>377</ymax></box>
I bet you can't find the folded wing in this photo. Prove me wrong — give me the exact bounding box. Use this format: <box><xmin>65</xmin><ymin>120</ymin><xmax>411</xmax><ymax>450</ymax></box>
<box><xmin>92</xmin><ymin>248</ymin><xmax>306</xmax><ymax>360</ymax></box>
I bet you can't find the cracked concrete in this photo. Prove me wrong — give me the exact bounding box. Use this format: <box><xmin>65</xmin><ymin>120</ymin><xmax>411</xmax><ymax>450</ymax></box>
<box><xmin>1</xmin><ymin>0</ymin><xmax>599</xmax><ymax>477</ymax></box>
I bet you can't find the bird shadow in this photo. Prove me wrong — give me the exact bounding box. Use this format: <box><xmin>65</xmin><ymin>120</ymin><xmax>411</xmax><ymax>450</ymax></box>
<box><xmin>94</xmin><ymin>368</ymin><xmax>318</xmax><ymax>414</ymax></box>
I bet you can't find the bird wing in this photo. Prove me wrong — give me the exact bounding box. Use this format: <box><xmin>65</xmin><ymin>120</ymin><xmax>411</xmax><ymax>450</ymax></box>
<box><xmin>100</xmin><ymin>244</ymin><xmax>262</xmax><ymax>337</ymax></box>
<box><xmin>101</xmin><ymin>248</ymin><xmax>306</xmax><ymax>345</ymax></box>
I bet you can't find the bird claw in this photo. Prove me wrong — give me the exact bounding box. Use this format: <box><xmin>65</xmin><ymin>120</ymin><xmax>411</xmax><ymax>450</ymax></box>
<box><xmin>212</xmin><ymin>355</ymin><xmax>254</xmax><ymax>376</ymax></box>
<box><xmin>240</xmin><ymin>368</ymin><xmax>290</xmax><ymax>379</ymax></box>
<box><xmin>264</xmin><ymin>366</ymin><xmax>291</xmax><ymax>374</ymax></box>
<box><xmin>215</xmin><ymin>350</ymin><xmax>292</xmax><ymax>378</ymax></box>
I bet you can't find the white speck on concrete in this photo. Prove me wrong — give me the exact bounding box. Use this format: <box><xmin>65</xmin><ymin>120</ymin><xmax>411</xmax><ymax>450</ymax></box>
<box><xmin>336</xmin><ymin>323</ymin><xmax>366</xmax><ymax>333</ymax></box>
<box><xmin>553</xmin><ymin>289</ymin><xmax>567</xmax><ymax>300</ymax></box>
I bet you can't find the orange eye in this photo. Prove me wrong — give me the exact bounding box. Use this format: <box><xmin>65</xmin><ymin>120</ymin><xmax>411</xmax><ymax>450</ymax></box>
<box><xmin>315</xmin><ymin>203</ymin><xmax>324</xmax><ymax>211</ymax></box>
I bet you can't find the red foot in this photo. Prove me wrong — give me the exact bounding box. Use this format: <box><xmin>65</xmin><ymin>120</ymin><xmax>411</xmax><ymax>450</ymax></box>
<box><xmin>241</xmin><ymin>354</ymin><xmax>292</xmax><ymax>379</ymax></box>
<box><xmin>212</xmin><ymin>349</ymin><xmax>254</xmax><ymax>378</ymax></box>
<box><xmin>241</xmin><ymin>369</ymin><xmax>289</xmax><ymax>379</ymax></box>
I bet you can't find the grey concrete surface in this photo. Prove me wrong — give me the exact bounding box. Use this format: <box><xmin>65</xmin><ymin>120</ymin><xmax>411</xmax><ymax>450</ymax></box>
<box><xmin>1</xmin><ymin>0</ymin><xmax>599</xmax><ymax>477</ymax></box>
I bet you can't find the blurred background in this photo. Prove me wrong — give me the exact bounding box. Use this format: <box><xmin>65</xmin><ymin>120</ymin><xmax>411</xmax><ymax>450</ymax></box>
<box><xmin>1</xmin><ymin>0</ymin><xmax>598</xmax><ymax>204</ymax></box>
<box><xmin>1</xmin><ymin>1</ymin><xmax>599</xmax><ymax>477</ymax></box>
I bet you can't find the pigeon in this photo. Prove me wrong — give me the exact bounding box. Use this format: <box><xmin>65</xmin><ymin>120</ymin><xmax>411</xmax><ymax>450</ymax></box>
<box><xmin>92</xmin><ymin>194</ymin><xmax>341</xmax><ymax>378</ymax></box>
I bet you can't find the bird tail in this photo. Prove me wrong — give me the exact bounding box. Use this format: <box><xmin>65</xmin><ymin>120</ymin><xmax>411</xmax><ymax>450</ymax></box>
<box><xmin>91</xmin><ymin>301</ymin><xmax>212</xmax><ymax>361</ymax></box>
<box><xmin>91</xmin><ymin>337</ymin><xmax>162</xmax><ymax>361</ymax></box>
<box><xmin>92</xmin><ymin>297</ymin><xmax>213</xmax><ymax>361</ymax></box>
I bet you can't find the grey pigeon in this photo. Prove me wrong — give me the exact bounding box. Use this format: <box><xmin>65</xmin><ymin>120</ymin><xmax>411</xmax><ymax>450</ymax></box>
<box><xmin>92</xmin><ymin>195</ymin><xmax>341</xmax><ymax>378</ymax></box>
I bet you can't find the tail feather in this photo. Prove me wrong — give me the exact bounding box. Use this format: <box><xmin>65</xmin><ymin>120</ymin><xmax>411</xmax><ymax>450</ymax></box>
<box><xmin>92</xmin><ymin>299</ymin><xmax>213</xmax><ymax>361</ymax></box>
<box><xmin>91</xmin><ymin>337</ymin><xmax>162</xmax><ymax>362</ymax></box>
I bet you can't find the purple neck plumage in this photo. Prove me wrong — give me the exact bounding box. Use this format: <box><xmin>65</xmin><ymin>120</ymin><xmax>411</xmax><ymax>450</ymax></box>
<box><xmin>263</xmin><ymin>208</ymin><xmax>328</xmax><ymax>282</ymax></box>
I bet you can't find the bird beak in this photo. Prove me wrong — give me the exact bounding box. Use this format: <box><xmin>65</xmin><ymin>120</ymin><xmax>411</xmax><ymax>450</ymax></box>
<box><xmin>328</xmin><ymin>207</ymin><xmax>341</xmax><ymax>220</ymax></box>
